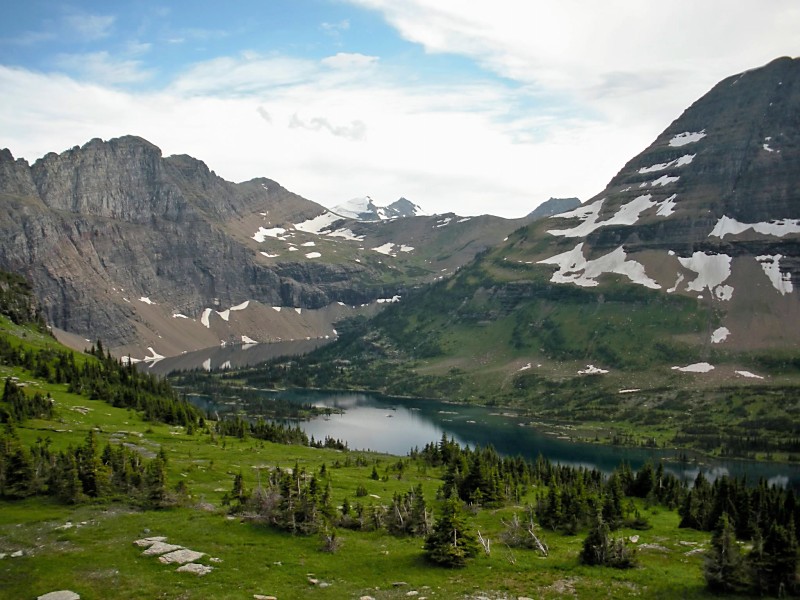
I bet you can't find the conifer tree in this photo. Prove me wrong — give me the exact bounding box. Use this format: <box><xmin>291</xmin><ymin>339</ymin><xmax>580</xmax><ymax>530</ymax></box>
<box><xmin>704</xmin><ymin>513</ymin><xmax>748</xmax><ymax>594</ymax></box>
<box><xmin>750</xmin><ymin>520</ymin><xmax>798</xmax><ymax>596</ymax></box>
<box><xmin>424</xmin><ymin>494</ymin><xmax>479</xmax><ymax>567</ymax></box>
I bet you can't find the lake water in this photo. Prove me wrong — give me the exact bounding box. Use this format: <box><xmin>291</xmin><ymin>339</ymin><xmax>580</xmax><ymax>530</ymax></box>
<box><xmin>197</xmin><ymin>388</ymin><xmax>800</xmax><ymax>489</ymax></box>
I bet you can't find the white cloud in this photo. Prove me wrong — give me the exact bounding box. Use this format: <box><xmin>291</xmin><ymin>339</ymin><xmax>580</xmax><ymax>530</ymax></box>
<box><xmin>64</xmin><ymin>14</ymin><xmax>115</xmax><ymax>41</ymax></box>
<box><xmin>1</xmin><ymin>2</ymin><xmax>799</xmax><ymax>218</ymax></box>
<box><xmin>54</xmin><ymin>51</ymin><xmax>153</xmax><ymax>85</ymax></box>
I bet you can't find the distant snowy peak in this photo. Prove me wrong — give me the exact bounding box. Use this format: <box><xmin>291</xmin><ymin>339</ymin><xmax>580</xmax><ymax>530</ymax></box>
<box><xmin>330</xmin><ymin>196</ymin><xmax>427</xmax><ymax>222</ymax></box>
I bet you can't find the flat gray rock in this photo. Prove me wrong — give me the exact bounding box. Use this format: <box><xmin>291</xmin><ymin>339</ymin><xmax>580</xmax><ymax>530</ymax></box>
<box><xmin>176</xmin><ymin>563</ymin><xmax>213</xmax><ymax>576</ymax></box>
<box><xmin>37</xmin><ymin>592</ymin><xmax>80</xmax><ymax>600</ymax></box>
<box><xmin>142</xmin><ymin>541</ymin><xmax>183</xmax><ymax>556</ymax></box>
<box><xmin>159</xmin><ymin>549</ymin><xmax>205</xmax><ymax>564</ymax></box>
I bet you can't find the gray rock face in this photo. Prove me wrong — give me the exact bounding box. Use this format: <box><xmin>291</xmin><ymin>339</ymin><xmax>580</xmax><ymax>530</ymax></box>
<box><xmin>0</xmin><ymin>136</ymin><xmax>533</xmax><ymax>356</ymax></box>
<box><xmin>0</xmin><ymin>137</ymin><xmax>377</xmax><ymax>349</ymax></box>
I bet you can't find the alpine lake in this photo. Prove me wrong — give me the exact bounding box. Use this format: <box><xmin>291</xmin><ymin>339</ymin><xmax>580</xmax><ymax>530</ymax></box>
<box><xmin>187</xmin><ymin>387</ymin><xmax>800</xmax><ymax>490</ymax></box>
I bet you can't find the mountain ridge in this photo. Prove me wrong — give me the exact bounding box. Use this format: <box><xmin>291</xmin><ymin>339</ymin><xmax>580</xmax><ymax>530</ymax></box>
<box><xmin>0</xmin><ymin>136</ymin><xmax>556</xmax><ymax>361</ymax></box>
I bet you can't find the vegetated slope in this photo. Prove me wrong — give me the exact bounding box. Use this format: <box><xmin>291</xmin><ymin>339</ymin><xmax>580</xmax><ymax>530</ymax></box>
<box><xmin>272</xmin><ymin>57</ymin><xmax>800</xmax><ymax>456</ymax></box>
<box><xmin>2</xmin><ymin>269</ymin><xmax>799</xmax><ymax>599</ymax></box>
<box><xmin>0</xmin><ymin>137</ymin><xmax>546</xmax><ymax>361</ymax></box>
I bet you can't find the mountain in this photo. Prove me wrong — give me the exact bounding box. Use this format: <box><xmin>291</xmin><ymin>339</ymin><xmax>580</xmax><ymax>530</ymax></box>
<box><xmin>526</xmin><ymin>197</ymin><xmax>581</xmax><ymax>220</ymax></box>
<box><xmin>293</xmin><ymin>57</ymin><xmax>800</xmax><ymax>413</ymax></box>
<box><xmin>330</xmin><ymin>196</ymin><xmax>427</xmax><ymax>221</ymax></box>
<box><xmin>0</xmin><ymin>136</ymin><xmax>544</xmax><ymax>362</ymax></box>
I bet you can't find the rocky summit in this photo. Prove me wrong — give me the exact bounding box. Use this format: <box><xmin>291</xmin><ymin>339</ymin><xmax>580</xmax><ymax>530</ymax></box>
<box><xmin>0</xmin><ymin>136</ymin><xmax>543</xmax><ymax>362</ymax></box>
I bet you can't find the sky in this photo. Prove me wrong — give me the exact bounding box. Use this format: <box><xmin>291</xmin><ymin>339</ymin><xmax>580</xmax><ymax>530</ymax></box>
<box><xmin>0</xmin><ymin>1</ymin><xmax>798</xmax><ymax>218</ymax></box>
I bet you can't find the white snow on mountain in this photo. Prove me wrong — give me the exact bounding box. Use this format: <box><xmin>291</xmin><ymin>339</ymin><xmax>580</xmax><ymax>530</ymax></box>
<box><xmin>547</xmin><ymin>195</ymin><xmax>659</xmax><ymax>238</ymax></box>
<box><xmin>139</xmin><ymin>296</ymin><xmax>155</xmax><ymax>305</ymax></box>
<box><xmin>306</xmin><ymin>252</ymin><xmax>322</xmax><ymax>259</ymax></box>
<box><xmin>756</xmin><ymin>254</ymin><xmax>794</xmax><ymax>295</ymax></box>
<box><xmin>677</xmin><ymin>252</ymin><xmax>734</xmax><ymax>300</ymax></box>
<box><xmin>736</xmin><ymin>370</ymin><xmax>764</xmax><ymax>379</ymax></box>
<box><xmin>538</xmin><ymin>243</ymin><xmax>660</xmax><ymax>289</ymax></box>
<box><xmin>230</xmin><ymin>301</ymin><xmax>250</xmax><ymax>311</ymax></box>
<box><xmin>711</xmin><ymin>326</ymin><xmax>730</xmax><ymax>344</ymax></box>
<box><xmin>241</xmin><ymin>335</ymin><xmax>258</xmax><ymax>344</ymax></box>
<box><xmin>200</xmin><ymin>308</ymin><xmax>212</xmax><ymax>328</ymax></box>
<box><xmin>709</xmin><ymin>216</ymin><xmax>800</xmax><ymax>239</ymax></box>
<box><xmin>294</xmin><ymin>211</ymin><xmax>342</xmax><ymax>234</ymax></box>
<box><xmin>638</xmin><ymin>154</ymin><xmax>695</xmax><ymax>174</ymax></box>
<box><xmin>669</xmin><ymin>130</ymin><xmax>706</xmax><ymax>147</ymax></box>
<box><xmin>332</xmin><ymin>196</ymin><xmax>377</xmax><ymax>220</ymax></box>
<box><xmin>327</xmin><ymin>228</ymin><xmax>364</xmax><ymax>241</ymax></box>
<box><xmin>656</xmin><ymin>194</ymin><xmax>678</xmax><ymax>216</ymax></box>
<box><xmin>672</xmin><ymin>362</ymin><xmax>715</xmax><ymax>373</ymax></box>
<box><xmin>252</xmin><ymin>226</ymin><xmax>287</xmax><ymax>242</ymax></box>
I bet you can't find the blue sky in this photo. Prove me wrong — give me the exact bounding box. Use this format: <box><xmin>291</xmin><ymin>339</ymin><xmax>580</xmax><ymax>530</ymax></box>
<box><xmin>1</xmin><ymin>1</ymin><xmax>798</xmax><ymax>216</ymax></box>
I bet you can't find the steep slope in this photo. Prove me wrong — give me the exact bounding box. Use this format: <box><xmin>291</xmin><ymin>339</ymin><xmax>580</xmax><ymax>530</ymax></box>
<box><xmin>298</xmin><ymin>57</ymin><xmax>800</xmax><ymax>409</ymax></box>
<box><xmin>0</xmin><ymin>136</ymin><xmax>548</xmax><ymax>362</ymax></box>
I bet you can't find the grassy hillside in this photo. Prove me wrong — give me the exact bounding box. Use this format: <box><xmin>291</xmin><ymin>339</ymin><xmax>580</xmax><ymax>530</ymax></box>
<box><xmin>6</xmin><ymin>298</ymin><xmax>791</xmax><ymax>598</ymax></box>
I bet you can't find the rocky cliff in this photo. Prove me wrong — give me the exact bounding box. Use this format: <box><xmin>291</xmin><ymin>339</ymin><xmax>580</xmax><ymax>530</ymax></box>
<box><xmin>0</xmin><ymin>136</ymin><xmax>544</xmax><ymax>360</ymax></box>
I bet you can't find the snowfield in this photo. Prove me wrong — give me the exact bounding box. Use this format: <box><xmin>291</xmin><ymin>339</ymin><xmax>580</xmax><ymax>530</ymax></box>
<box><xmin>672</xmin><ymin>362</ymin><xmax>715</xmax><ymax>373</ymax></box>
<box><xmin>711</xmin><ymin>327</ymin><xmax>730</xmax><ymax>344</ymax></box>
<box><xmin>677</xmin><ymin>252</ymin><xmax>734</xmax><ymax>301</ymax></box>
<box><xmin>756</xmin><ymin>254</ymin><xmax>794</xmax><ymax>295</ymax></box>
<box><xmin>669</xmin><ymin>130</ymin><xmax>706</xmax><ymax>147</ymax></box>
<box><xmin>709</xmin><ymin>216</ymin><xmax>800</xmax><ymax>239</ymax></box>
<box><xmin>538</xmin><ymin>243</ymin><xmax>660</xmax><ymax>289</ymax></box>
<box><xmin>638</xmin><ymin>154</ymin><xmax>695</xmax><ymax>174</ymax></box>
<box><xmin>547</xmin><ymin>195</ymin><xmax>663</xmax><ymax>238</ymax></box>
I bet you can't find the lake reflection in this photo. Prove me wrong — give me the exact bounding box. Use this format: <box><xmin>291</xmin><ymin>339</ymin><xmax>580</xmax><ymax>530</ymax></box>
<box><xmin>201</xmin><ymin>388</ymin><xmax>800</xmax><ymax>489</ymax></box>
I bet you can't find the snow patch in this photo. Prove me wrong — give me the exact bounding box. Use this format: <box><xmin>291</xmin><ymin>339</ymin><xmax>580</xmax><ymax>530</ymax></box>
<box><xmin>435</xmin><ymin>217</ymin><xmax>452</xmax><ymax>228</ymax></box>
<box><xmin>305</xmin><ymin>252</ymin><xmax>322</xmax><ymax>259</ymax></box>
<box><xmin>328</xmin><ymin>228</ymin><xmax>364</xmax><ymax>241</ymax></box>
<box><xmin>677</xmin><ymin>252</ymin><xmax>733</xmax><ymax>300</ymax></box>
<box><xmin>645</xmin><ymin>175</ymin><xmax>680</xmax><ymax>187</ymax></box>
<box><xmin>139</xmin><ymin>296</ymin><xmax>155</xmax><ymax>305</ymax></box>
<box><xmin>143</xmin><ymin>347</ymin><xmax>165</xmax><ymax>364</ymax></box>
<box><xmin>376</xmin><ymin>295</ymin><xmax>401</xmax><ymax>303</ymax></box>
<box><xmin>252</xmin><ymin>226</ymin><xmax>287</xmax><ymax>242</ymax></box>
<box><xmin>656</xmin><ymin>194</ymin><xmax>677</xmax><ymax>217</ymax></box>
<box><xmin>756</xmin><ymin>255</ymin><xmax>794</xmax><ymax>295</ymax></box>
<box><xmin>301</xmin><ymin>241</ymin><xmax>316</xmax><ymax>247</ymax></box>
<box><xmin>220</xmin><ymin>361</ymin><xmax>231</xmax><ymax>370</ymax></box>
<box><xmin>241</xmin><ymin>335</ymin><xmax>258</xmax><ymax>344</ymax></box>
<box><xmin>518</xmin><ymin>363</ymin><xmax>532</xmax><ymax>371</ymax></box>
<box><xmin>272</xmin><ymin>306</ymin><xmax>281</xmax><ymax>312</ymax></box>
<box><xmin>638</xmin><ymin>154</ymin><xmax>695</xmax><ymax>174</ymax></box>
<box><xmin>287</xmin><ymin>246</ymin><xmax>298</xmax><ymax>252</ymax></box>
<box><xmin>202</xmin><ymin>359</ymin><xmax>211</xmax><ymax>371</ymax></box>
<box><xmin>216</xmin><ymin>309</ymin><xmax>230</xmax><ymax>322</ymax></box>
<box><xmin>672</xmin><ymin>362</ymin><xmax>715</xmax><ymax>373</ymax></box>
<box><xmin>200</xmin><ymin>308</ymin><xmax>212</xmax><ymax>328</ymax></box>
<box><xmin>711</xmin><ymin>327</ymin><xmax>730</xmax><ymax>344</ymax></box>
<box><xmin>736</xmin><ymin>370</ymin><xmax>764</xmax><ymax>380</ymax></box>
<box><xmin>372</xmin><ymin>242</ymin><xmax>396</xmax><ymax>256</ymax></box>
<box><xmin>172</xmin><ymin>313</ymin><xmax>190</xmax><ymax>319</ymax></box>
<box><xmin>538</xmin><ymin>243</ymin><xmax>660</xmax><ymax>289</ymax></box>
<box><xmin>260</xmin><ymin>252</ymin><xmax>279</xmax><ymax>258</ymax></box>
<box><xmin>709</xmin><ymin>216</ymin><xmax>800</xmax><ymax>239</ymax></box>
<box><xmin>547</xmin><ymin>196</ymin><xmax>657</xmax><ymax>237</ymax></box>
<box><xmin>578</xmin><ymin>364</ymin><xmax>609</xmax><ymax>375</ymax></box>
<box><xmin>294</xmin><ymin>211</ymin><xmax>342</xmax><ymax>234</ymax></box>
<box><xmin>230</xmin><ymin>301</ymin><xmax>249</xmax><ymax>311</ymax></box>
<box><xmin>669</xmin><ymin>130</ymin><xmax>706</xmax><ymax>147</ymax></box>
<box><xmin>294</xmin><ymin>307</ymin><xmax>302</xmax><ymax>314</ymax></box>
